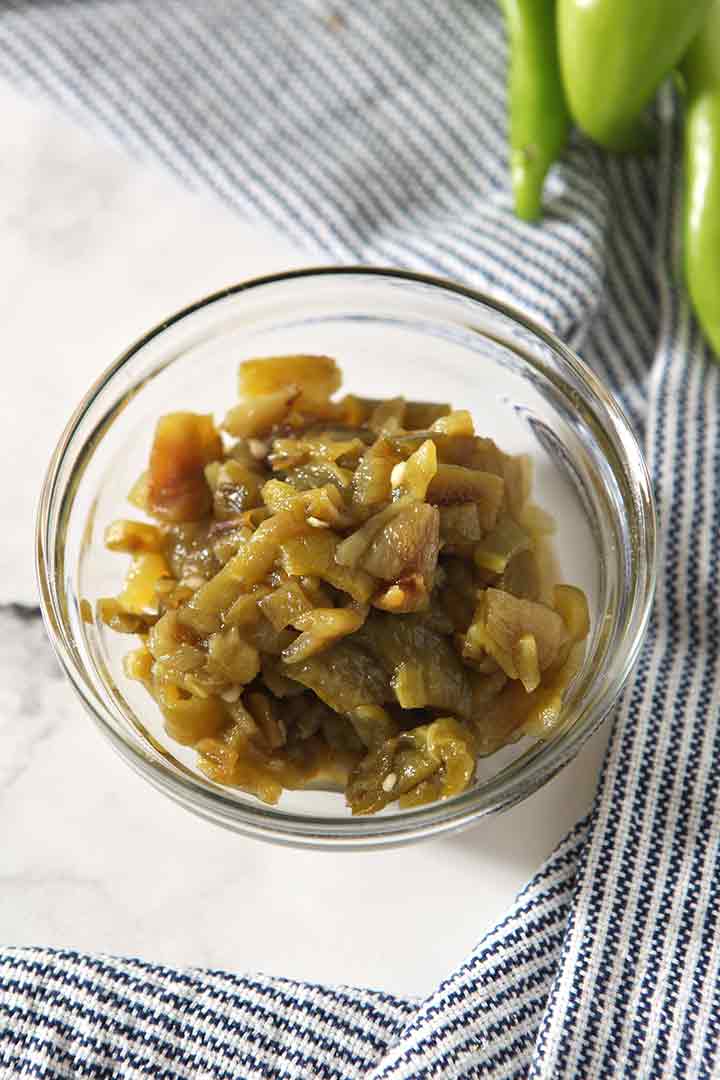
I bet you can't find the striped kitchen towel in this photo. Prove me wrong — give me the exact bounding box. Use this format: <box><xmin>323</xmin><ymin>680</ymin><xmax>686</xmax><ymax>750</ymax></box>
<box><xmin>1</xmin><ymin>1</ymin><xmax>718</xmax><ymax>1077</ymax></box>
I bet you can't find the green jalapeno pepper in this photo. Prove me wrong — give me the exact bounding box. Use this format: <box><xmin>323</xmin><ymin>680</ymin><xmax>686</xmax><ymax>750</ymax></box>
<box><xmin>681</xmin><ymin>0</ymin><xmax>720</xmax><ymax>357</ymax></box>
<box><xmin>499</xmin><ymin>0</ymin><xmax>569</xmax><ymax>221</ymax></box>
<box><xmin>557</xmin><ymin>0</ymin><xmax>712</xmax><ymax>151</ymax></box>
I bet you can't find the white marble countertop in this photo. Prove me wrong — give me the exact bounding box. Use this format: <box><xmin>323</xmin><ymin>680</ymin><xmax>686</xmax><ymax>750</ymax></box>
<box><xmin>0</xmin><ymin>84</ymin><xmax>610</xmax><ymax>998</ymax></box>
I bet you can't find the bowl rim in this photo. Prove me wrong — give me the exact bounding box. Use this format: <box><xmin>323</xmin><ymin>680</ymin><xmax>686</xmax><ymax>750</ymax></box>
<box><xmin>36</xmin><ymin>265</ymin><xmax>657</xmax><ymax>848</ymax></box>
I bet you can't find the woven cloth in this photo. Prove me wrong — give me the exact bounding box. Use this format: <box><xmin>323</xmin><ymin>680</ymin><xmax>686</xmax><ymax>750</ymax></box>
<box><xmin>2</xmin><ymin>1</ymin><xmax>719</xmax><ymax>1077</ymax></box>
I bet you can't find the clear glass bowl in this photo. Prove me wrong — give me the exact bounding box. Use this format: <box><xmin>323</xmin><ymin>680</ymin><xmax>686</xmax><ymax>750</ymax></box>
<box><xmin>36</xmin><ymin>268</ymin><xmax>656</xmax><ymax>849</ymax></box>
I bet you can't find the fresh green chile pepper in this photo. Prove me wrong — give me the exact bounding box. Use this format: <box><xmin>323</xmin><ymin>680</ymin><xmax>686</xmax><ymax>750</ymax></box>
<box><xmin>681</xmin><ymin>0</ymin><xmax>720</xmax><ymax>357</ymax></box>
<box><xmin>499</xmin><ymin>0</ymin><xmax>569</xmax><ymax>221</ymax></box>
<box><xmin>557</xmin><ymin>0</ymin><xmax>712</xmax><ymax>151</ymax></box>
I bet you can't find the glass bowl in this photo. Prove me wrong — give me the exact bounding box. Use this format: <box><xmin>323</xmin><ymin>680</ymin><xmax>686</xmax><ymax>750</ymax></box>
<box><xmin>36</xmin><ymin>267</ymin><xmax>656</xmax><ymax>849</ymax></box>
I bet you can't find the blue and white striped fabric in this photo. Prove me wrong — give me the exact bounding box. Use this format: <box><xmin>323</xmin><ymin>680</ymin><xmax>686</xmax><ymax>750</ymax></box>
<box><xmin>1</xmin><ymin>1</ymin><xmax>718</xmax><ymax>1077</ymax></box>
